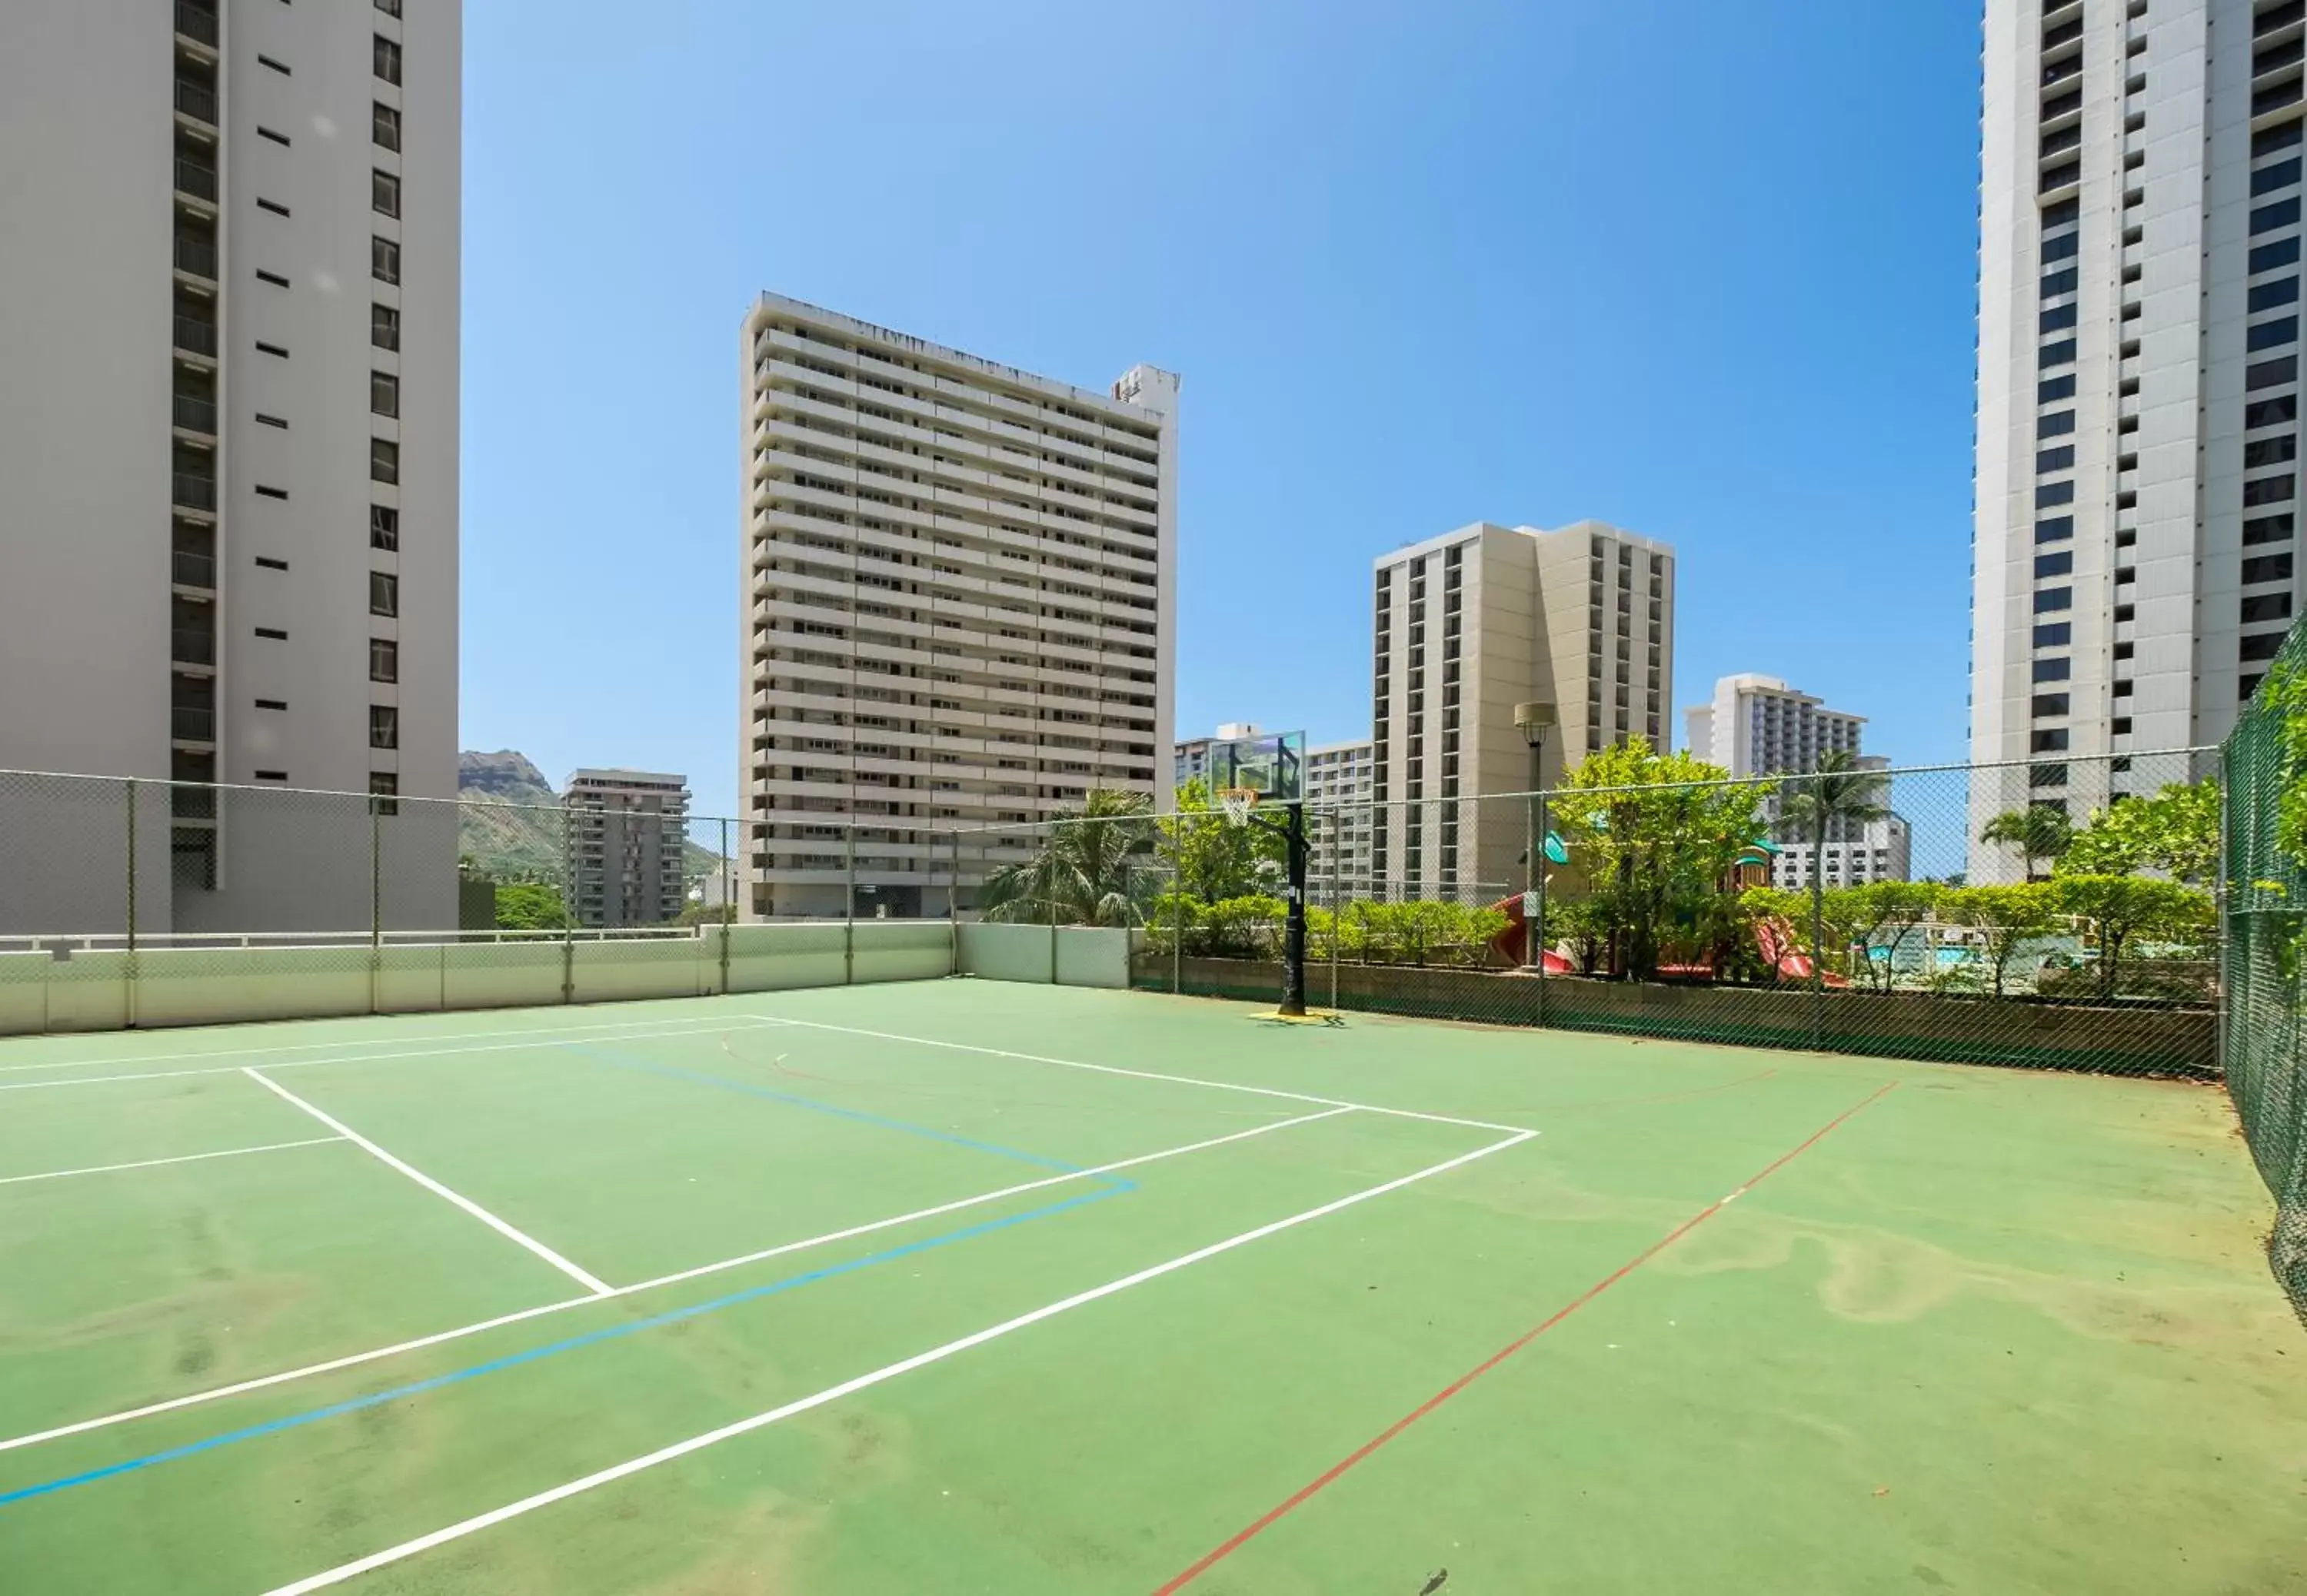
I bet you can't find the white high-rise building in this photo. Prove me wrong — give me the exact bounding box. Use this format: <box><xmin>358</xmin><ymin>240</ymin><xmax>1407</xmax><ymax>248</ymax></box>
<box><xmin>0</xmin><ymin>0</ymin><xmax>461</xmax><ymax>933</ymax></box>
<box><xmin>1305</xmin><ymin>738</ymin><xmax>1376</xmax><ymax>895</ymax></box>
<box><xmin>741</xmin><ymin>294</ymin><xmax>1177</xmax><ymax>919</ymax></box>
<box><xmin>1174</xmin><ymin>723</ymin><xmax>1265</xmax><ymax>789</ymax></box>
<box><xmin>1686</xmin><ymin>674</ymin><xmax>1863</xmax><ymax>779</ymax></box>
<box><xmin>1370</xmin><ymin>520</ymin><xmax>1675</xmax><ymax>902</ymax></box>
<box><xmin>1686</xmin><ymin>675</ymin><xmax>1913</xmax><ymax>888</ymax></box>
<box><xmin>1972</xmin><ymin>0</ymin><xmax>2302</xmax><ymax>819</ymax></box>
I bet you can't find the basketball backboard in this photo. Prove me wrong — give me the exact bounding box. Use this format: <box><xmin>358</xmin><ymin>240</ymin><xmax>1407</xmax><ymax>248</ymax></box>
<box><xmin>1207</xmin><ymin>729</ymin><xmax>1305</xmax><ymax>803</ymax></box>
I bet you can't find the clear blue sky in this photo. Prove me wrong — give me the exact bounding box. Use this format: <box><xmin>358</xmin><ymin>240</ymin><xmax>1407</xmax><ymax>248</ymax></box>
<box><xmin>459</xmin><ymin>0</ymin><xmax>1983</xmax><ymax>820</ymax></box>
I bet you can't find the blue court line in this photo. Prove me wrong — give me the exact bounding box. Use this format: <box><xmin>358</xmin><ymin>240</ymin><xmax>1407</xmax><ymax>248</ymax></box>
<box><xmin>0</xmin><ymin>1182</ymin><xmax>1127</xmax><ymax>1508</ymax></box>
<box><xmin>567</xmin><ymin>1042</ymin><xmax>1096</xmax><ymax>1176</ymax></box>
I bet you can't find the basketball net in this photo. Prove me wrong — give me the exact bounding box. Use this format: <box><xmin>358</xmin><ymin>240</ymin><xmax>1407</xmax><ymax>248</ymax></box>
<box><xmin>1217</xmin><ymin>786</ymin><xmax>1260</xmax><ymax>826</ymax></box>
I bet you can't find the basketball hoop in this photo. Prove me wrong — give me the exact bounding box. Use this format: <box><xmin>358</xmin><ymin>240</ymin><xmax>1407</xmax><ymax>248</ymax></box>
<box><xmin>1217</xmin><ymin>786</ymin><xmax>1260</xmax><ymax>826</ymax></box>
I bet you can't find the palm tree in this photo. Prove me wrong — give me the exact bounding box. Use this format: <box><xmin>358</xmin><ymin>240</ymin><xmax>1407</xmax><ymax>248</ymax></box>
<box><xmin>977</xmin><ymin>788</ymin><xmax>1155</xmax><ymax>926</ymax></box>
<box><xmin>1777</xmin><ymin>752</ymin><xmax>1890</xmax><ymax>979</ymax></box>
<box><xmin>1979</xmin><ymin>805</ymin><xmax>2073</xmax><ymax>883</ymax></box>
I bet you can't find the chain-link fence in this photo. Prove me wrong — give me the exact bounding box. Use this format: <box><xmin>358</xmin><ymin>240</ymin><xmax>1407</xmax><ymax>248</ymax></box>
<box><xmin>2222</xmin><ymin>627</ymin><xmax>2307</xmax><ymax>1318</ymax></box>
<box><xmin>941</xmin><ymin>750</ymin><xmax>2222</xmax><ymax>1078</ymax></box>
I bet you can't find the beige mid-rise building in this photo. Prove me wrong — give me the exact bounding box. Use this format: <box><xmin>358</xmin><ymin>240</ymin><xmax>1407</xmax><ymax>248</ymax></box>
<box><xmin>1370</xmin><ymin>521</ymin><xmax>1675</xmax><ymax>902</ymax></box>
<box><xmin>1305</xmin><ymin>738</ymin><xmax>1376</xmax><ymax>895</ymax></box>
<box><xmin>0</xmin><ymin>0</ymin><xmax>461</xmax><ymax>934</ymax></box>
<box><xmin>740</xmin><ymin>294</ymin><xmax>1177</xmax><ymax>919</ymax></box>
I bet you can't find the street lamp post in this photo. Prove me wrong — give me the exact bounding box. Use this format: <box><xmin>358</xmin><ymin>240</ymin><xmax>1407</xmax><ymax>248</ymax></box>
<box><xmin>1514</xmin><ymin>701</ymin><xmax>1556</xmax><ymax>973</ymax></box>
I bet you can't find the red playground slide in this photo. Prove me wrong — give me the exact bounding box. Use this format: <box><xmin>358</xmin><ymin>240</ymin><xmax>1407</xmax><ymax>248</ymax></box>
<box><xmin>1754</xmin><ymin>916</ymin><xmax>1848</xmax><ymax>987</ymax></box>
<box><xmin>1485</xmin><ymin>895</ymin><xmax>1575</xmax><ymax>973</ymax></box>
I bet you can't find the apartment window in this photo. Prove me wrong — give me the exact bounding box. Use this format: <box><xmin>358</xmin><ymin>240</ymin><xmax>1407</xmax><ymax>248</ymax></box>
<box><xmin>2039</xmin><ymin>374</ymin><xmax>2076</xmax><ymax>403</ymax></box>
<box><xmin>2244</xmin><ymin>474</ymin><xmax>2297</xmax><ymax>507</ymax></box>
<box><xmin>256</xmin><ymin>198</ymin><xmax>290</xmax><ymax>218</ymax></box>
<box><xmin>2042</xmin><ymin>232</ymin><xmax>2081</xmax><ymax>264</ymax></box>
<box><xmin>256</xmin><ymin>54</ymin><xmax>290</xmax><ymax>75</ymax></box>
<box><xmin>253</xmin><ymin>556</ymin><xmax>288</xmax><ymax>570</ymax></box>
<box><xmin>2039</xmin><ymin>339</ymin><xmax>2078</xmax><ymax>368</ymax></box>
<box><xmin>2036</xmin><ymin>481</ymin><xmax>2075</xmax><ymax>508</ymax></box>
<box><xmin>2249</xmin><ymin>315</ymin><xmax>2299</xmax><ymax>351</ymax></box>
<box><xmin>2032</xmin><ymin>693</ymin><xmax>2071</xmax><ymax>718</ymax></box>
<box><xmin>370</xmin><ymin>504</ymin><xmax>399</xmax><ymax>550</ymax></box>
<box><xmin>2036</xmin><ymin>516</ymin><xmax>2075</xmax><ymax>543</ymax></box>
<box><xmin>371</xmin><ymin>370</ymin><xmax>399</xmax><ymax>417</ymax></box>
<box><xmin>2255</xmin><ymin>158</ymin><xmax>2303</xmax><ymax>197</ymax></box>
<box><xmin>2039</xmin><ymin>267</ymin><xmax>2079</xmax><ymax>298</ymax></box>
<box><xmin>2248</xmin><ymin>356</ymin><xmax>2298</xmax><ymax>390</ymax></box>
<box><xmin>369</xmin><ymin>570</ymin><xmax>398</xmax><ymax>617</ymax></box>
<box><xmin>2034</xmin><ymin>587</ymin><xmax>2072</xmax><ymax>613</ymax></box>
<box><xmin>2248</xmin><ymin>394</ymin><xmax>2300</xmax><ymax>429</ymax></box>
<box><xmin>2256</xmin><ymin>121</ymin><xmax>2305</xmax><ymax>158</ymax></box>
<box><xmin>377</xmin><ymin>0</ymin><xmax>403</xmax><ymax>13</ymax></box>
<box><xmin>2030</xmin><ymin>729</ymin><xmax>2071</xmax><ymax>753</ymax></box>
<box><xmin>254</xmin><ymin>484</ymin><xmax>288</xmax><ymax>501</ymax></box>
<box><xmin>369</xmin><ymin>705</ymin><xmax>398</xmax><ymax>750</ymax></box>
<box><xmin>2245</xmin><ymin>552</ymin><xmax>2297</xmax><ymax>584</ymax></box>
<box><xmin>2039</xmin><ymin>409</ymin><xmax>2076</xmax><ymax>436</ymax></box>
<box><xmin>2245</xmin><ymin>434</ymin><xmax>2297</xmax><ymax>467</ymax></box>
<box><xmin>2036</xmin><ymin>444</ymin><xmax>2076</xmax><ymax>473</ymax></box>
<box><xmin>369</xmin><ymin>637</ymin><xmax>398</xmax><ymax>683</ymax></box>
<box><xmin>369</xmin><ymin>771</ymin><xmax>399</xmax><ymax>816</ymax></box>
<box><xmin>2039</xmin><ymin>303</ymin><xmax>2079</xmax><ymax>334</ymax></box>
<box><xmin>254</xmin><ymin>770</ymin><xmax>288</xmax><ymax>783</ymax></box>
<box><xmin>2252</xmin><ymin>238</ymin><xmax>2303</xmax><ymax>274</ymax></box>
<box><xmin>372</xmin><ymin>303</ymin><xmax>400</xmax><ymax>351</ymax></box>
<box><xmin>371</xmin><ymin>235</ymin><xmax>400</xmax><ymax>286</ymax></box>
<box><xmin>2034</xmin><ymin>657</ymin><xmax>2072</xmax><ymax>683</ymax></box>
<box><xmin>371</xmin><ymin>169</ymin><xmax>401</xmax><ymax>219</ymax></box>
<box><xmin>254</xmin><ymin>270</ymin><xmax>289</xmax><ymax>289</ymax></box>
<box><xmin>2252</xmin><ymin>197</ymin><xmax>2301</xmax><ymax>235</ymax></box>
<box><xmin>255</xmin><ymin>626</ymin><xmax>288</xmax><ymax>640</ymax></box>
<box><xmin>258</xmin><ymin>126</ymin><xmax>291</xmax><ymax>148</ymax></box>
<box><xmin>2242</xmin><ymin>591</ymin><xmax>2294</xmax><ymax>623</ymax></box>
<box><xmin>2242</xmin><ymin>631</ymin><xmax>2289</xmax><ymax>662</ymax></box>
<box><xmin>2035</xmin><ymin>550</ymin><xmax>2074</xmax><ymax>578</ymax></box>
<box><xmin>374</xmin><ymin>35</ymin><xmax>401</xmax><ymax>85</ymax></box>
<box><xmin>370</xmin><ymin>437</ymin><xmax>399</xmax><ymax>485</ymax></box>
<box><xmin>2245</xmin><ymin>512</ymin><xmax>2295</xmax><ymax>545</ymax></box>
<box><xmin>255</xmin><ymin>340</ymin><xmax>289</xmax><ymax>358</ymax></box>
<box><xmin>2249</xmin><ymin>277</ymin><xmax>2300</xmax><ymax>314</ymax></box>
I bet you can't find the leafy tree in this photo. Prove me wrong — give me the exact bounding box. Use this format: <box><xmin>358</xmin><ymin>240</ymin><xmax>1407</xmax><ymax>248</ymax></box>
<box><xmin>1550</xmin><ymin>741</ymin><xmax>1771</xmax><ymax>980</ymax></box>
<box><xmin>2059</xmin><ymin>776</ymin><xmax>2219</xmax><ymax>884</ymax></box>
<box><xmin>2050</xmin><ymin>875</ymin><xmax>2214</xmax><ymax>999</ymax></box>
<box><xmin>1163</xmin><ymin>778</ymin><xmax>1286</xmax><ymax>903</ymax></box>
<box><xmin>979</xmin><ymin>787</ymin><xmax>1155</xmax><ymax>926</ymax></box>
<box><xmin>1980</xmin><ymin>806</ymin><xmax>2074</xmax><ymax>882</ymax></box>
<box><xmin>1942</xmin><ymin>883</ymin><xmax>2060</xmax><ymax>996</ymax></box>
<box><xmin>494</xmin><ymin>881</ymin><xmax>570</xmax><ymax>931</ymax></box>
<box><xmin>677</xmin><ymin>900</ymin><xmax>736</xmax><ymax>927</ymax></box>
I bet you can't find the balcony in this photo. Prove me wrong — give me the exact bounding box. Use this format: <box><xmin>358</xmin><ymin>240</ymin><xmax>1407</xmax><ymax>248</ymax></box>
<box><xmin>171</xmin><ymin>472</ymin><xmax>215</xmax><ymax>511</ymax></box>
<box><xmin>172</xmin><ymin>550</ymin><xmax>216</xmax><ymax>589</ymax></box>
<box><xmin>171</xmin><ymin>784</ymin><xmax>217</xmax><ymax>821</ymax></box>
<box><xmin>171</xmin><ymin>707</ymin><xmax>215</xmax><ymax>743</ymax></box>
<box><xmin>174</xmin><ymin>2</ymin><xmax>218</xmax><ymax>46</ymax></box>
<box><xmin>171</xmin><ymin>628</ymin><xmax>216</xmax><ymax>667</ymax></box>
<box><xmin>174</xmin><ymin>78</ymin><xmax>217</xmax><ymax>127</ymax></box>
<box><xmin>172</xmin><ymin>394</ymin><xmax>216</xmax><ymax>434</ymax></box>
<box><xmin>173</xmin><ymin>158</ymin><xmax>218</xmax><ymax>203</ymax></box>
<box><xmin>174</xmin><ymin>234</ymin><xmax>217</xmax><ymax>281</ymax></box>
<box><xmin>172</xmin><ymin>315</ymin><xmax>217</xmax><ymax>358</ymax></box>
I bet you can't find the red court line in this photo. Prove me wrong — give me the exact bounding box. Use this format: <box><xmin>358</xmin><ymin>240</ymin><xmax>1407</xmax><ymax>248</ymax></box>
<box><xmin>1151</xmin><ymin>1079</ymin><xmax>1901</xmax><ymax>1594</ymax></box>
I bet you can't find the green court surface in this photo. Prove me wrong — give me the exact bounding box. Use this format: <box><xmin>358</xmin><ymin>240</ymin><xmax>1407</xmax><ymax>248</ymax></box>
<box><xmin>1</xmin><ymin>983</ymin><xmax>2301</xmax><ymax>1595</ymax></box>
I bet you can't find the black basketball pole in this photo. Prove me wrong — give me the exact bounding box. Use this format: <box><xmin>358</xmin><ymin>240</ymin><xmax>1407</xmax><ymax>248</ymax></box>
<box><xmin>1277</xmin><ymin>803</ymin><xmax>1310</xmax><ymax>1017</ymax></box>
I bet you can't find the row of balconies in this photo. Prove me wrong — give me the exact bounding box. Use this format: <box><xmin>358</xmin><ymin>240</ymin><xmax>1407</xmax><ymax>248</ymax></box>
<box><xmin>764</xmin><ymin>387</ymin><xmax>1162</xmax><ymax>508</ymax></box>
<box><xmin>751</xmin><ymin>553</ymin><xmax>1156</xmax><ymax>630</ymax></box>
<box><xmin>754</xmin><ymin>452</ymin><xmax>1160</xmax><ymax>557</ymax></box>
<box><xmin>754</xmin><ymin>484</ymin><xmax>1159</xmax><ymax>580</ymax></box>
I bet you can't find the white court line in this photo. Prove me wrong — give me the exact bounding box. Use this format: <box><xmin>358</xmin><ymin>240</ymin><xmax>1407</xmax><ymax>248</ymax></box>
<box><xmin>0</xmin><ymin>1106</ymin><xmax>1349</xmax><ymax>1457</ymax></box>
<box><xmin>241</xmin><ymin>1069</ymin><xmax>615</xmax><ymax>1297</ymax></box>
<box><xmin>0</xmin><ymin>1017</ymin><xmax>783</xmax><ymax>1095</ymax></box>
<box><xmin>0</xmin><ymin>1012</ymin><xmax>754</xmax><ymax>1078</ymax></box>
<box><xmin>261</xmin><ymin>1126</ymin><xmax>1536</xmax><ymax>1596</ymax></box>
<box><xmin>0</xmin><ymin>1136</ymin><xmax>345</xmax><ymax>1187</ymax></box>
<box><xmin>748</xmin><ymin>1013</ymin><xmax>1537</xmax><ymax>1136</ymax></box>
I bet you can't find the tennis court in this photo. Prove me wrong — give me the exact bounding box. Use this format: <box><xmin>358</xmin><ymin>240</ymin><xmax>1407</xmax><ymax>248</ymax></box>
<box><xmin>2</xmin><ymin>980</ymin><xmax>2301</xmax><ymax>1594</ymax></box>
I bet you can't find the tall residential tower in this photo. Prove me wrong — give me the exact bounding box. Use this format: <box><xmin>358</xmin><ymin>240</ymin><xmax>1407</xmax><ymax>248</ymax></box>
<box><xmin>1370</xmin><ymin>520</ymin><xmax>1675</xmax><ymax>902</ymax></box>
<box><xmin>1972</xmin><ymin>0</ymin><xmax>2302</xmax><ymax>816</ymax></box>
<box><xmin>740</xmin><ymin>294</ymin><xmax>1176</xmax><ymax>919</ymax></box>
<box><xmin>0</xmin><ymin>0</ymin><xmax>461</xmax><ymax>933</ymax></box>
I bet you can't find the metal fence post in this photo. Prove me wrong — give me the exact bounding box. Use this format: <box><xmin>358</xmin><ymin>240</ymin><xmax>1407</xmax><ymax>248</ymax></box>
<box><xmin>1171</xmin><ymin>820</ymin><xmax>1184</xmax><ymax>995</ymax></box>
<box><xmin>1534</xmin><ymin>786</ymin><xmax>1550</xmax><ymax>1030</ymax></box>
<box><xmin>560</xmin><ymin>806</ymin><xmax>577</xmax><ymax>1006</ymax></box>
<box><xmin>1048</xmin><ymin>830</ymin><xmax>1060</xmax><ymax>985</ymax></box>
<box><xmin>718</xmin><ymin>816</ymin><xmax>733</xmax><ymax>996</ymax></box>
<box><xmin>2215</xmin><ymin>753</ymin><xmax>2232</xmax><ymax>1078</ymax></box>
<box><xmin>124</xmin><ymin>779</ymin><xmax>139</xmax><ymax>1029</ymax></box>
<box><xmin>1328</xmin><ymin>803</ymin><xmax>1343</xmax><ymax>1012</ymax></box>
<box><xmin>369</xmin><ymin>793</ymin><xmax>383</xmax><ymax>1016</ymax></box>
<box><xmin>844</xmin><ymin>823</ymin><xmax>856</xmax><ymax>985</ymax></box>
<box><xmin>1809</xmin><ymin>816</ymin><xmax>1826</xmax><ymax>1053</ymax></box>
<box><xmin>946</xmin><ymin>829</ymin><xmax>960</xmax><ymax>975</ymax></box>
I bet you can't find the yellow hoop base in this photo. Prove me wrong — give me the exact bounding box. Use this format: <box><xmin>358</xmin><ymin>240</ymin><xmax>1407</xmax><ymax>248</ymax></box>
<box><xmin>1251</xmin><ymin>1009</ymin><xmax>1345</xmax><ymax>1027</ymax></box>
